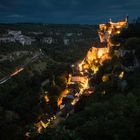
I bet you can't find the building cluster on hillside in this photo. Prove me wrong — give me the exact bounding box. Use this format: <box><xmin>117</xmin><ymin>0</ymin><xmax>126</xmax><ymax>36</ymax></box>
<box><xmin>41</xmin><ymin>31</ymin><xmax>94</xmax><ymax>46</ymax></box>
<box><xmin>0</xmin><ymin>30</ymin><xmax>36</xmax><ymax>45</ymax></box>
<box><xmin>0</xmin><ymin>24</ymin><xmax>96</xmax><ymax>47</ymax></box>
<box><xmin>42</xmin><ymin>37</ymin><xmax>53</xmax><ymax>44</ymax></box>
<box><xmin>33</xmin><ymin>17</ymin><xmax>140</xmax><ymax>134</ymax></box>
<box><xmin>68</xmin><ymin>17</ymin><xmax>139</xmax><ymax>104</ymax></box>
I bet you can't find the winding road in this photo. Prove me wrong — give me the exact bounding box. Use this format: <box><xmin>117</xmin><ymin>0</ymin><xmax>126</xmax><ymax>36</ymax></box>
<box><xmin>0</xmin><ymin>50</ymin><xmax>43</xmax><ymax>85</ymax></box>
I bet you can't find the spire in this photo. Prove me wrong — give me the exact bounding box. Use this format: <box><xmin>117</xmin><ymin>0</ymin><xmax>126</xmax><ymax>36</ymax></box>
<box><xmin>125</xmin><ymin>15</ymin><xmax>129</xmax><ymax>23</ymax></box>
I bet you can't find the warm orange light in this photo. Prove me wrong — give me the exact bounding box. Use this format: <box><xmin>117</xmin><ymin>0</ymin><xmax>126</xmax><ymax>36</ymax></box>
<box><xmin>102</xmin><ymin>75</ymin><xmax>109</xmax><ymax>82</ymax></box>
<box><xmin>44</xmin><ymin>95</ymin><xmax>49</xmax><ymax>103</ymax></box>
<box><xmin>10</xmin><ymin>68</ymin><xmax>24</xmax><ymax>76</ymax></box>
<box><xmin>116</xmin><ymin>30</ymin><xmax>121</xmax><ymax>34</ymax></box>
<box><xmin>57</xmin><ymin>89</ymin><xmax>69</xmax><ymax>106</ymax></box>
<box><xmin>35</xmin><ymin>122</ymin><xmax>43</xmax><ymax>133</ymax></box>
<box><xmin>98</xmin><ymin>49</ymin><xmax>104</xmax><ymax>58</ymax></box>
<box><xmin>33</xmin><ymin>17</ymin><xmax>128</xmax><ymax>134</ymax></box>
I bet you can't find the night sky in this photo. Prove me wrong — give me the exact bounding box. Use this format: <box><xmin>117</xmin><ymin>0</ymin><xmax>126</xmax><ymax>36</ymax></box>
<box><xmin>0</xmin><ymin>0</ymin><xmax>140</xmax><ymax>24</ymax></box>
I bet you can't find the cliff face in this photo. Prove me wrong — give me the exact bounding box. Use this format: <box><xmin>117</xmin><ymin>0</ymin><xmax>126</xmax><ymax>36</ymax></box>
<box><xmin>33</xmin><ymin>17</ymin><xmax>130</xmax><ymax>135</ymax></box>
<box><xmin>78</xmin><ymin>17</ymin><xmax>128</xmax><ymax>75</ymax></box>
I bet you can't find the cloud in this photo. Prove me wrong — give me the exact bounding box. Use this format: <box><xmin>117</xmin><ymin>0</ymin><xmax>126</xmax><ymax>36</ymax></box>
<box><xmin>7</xmin><ymin>14</ymin><xmax>24</xmax><ymax>18</ymax></box>
<box><xmin>0</xmin><ymin>4</ymin><xmax>8</xmax><ymax>9</ymax></box>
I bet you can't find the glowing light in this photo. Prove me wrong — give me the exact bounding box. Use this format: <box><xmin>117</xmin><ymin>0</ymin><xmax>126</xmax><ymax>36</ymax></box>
<box><xmin>102</xmin><ymin>90</ymin><xmax>106</xmax><ymax>95</ymax></box>
<box><xmin>116</xmin><ymin>30</ymin><xmax>121</xmax><ymax>34</ymax></box>
<box><xmin>44</xmin><ymin>95</ymin><xmax>49</xmax><ymax>103</ymax></box>
<box><xmin>40</xmin><ymin>120</ymin><xmax>50</xmax><ymax>128</ymax></box>
<box><xmin>71</xmin><ymin>97</ymin><xmax>79</xmax><ymax>106</ymax></box>
<box><xmin>25</xmin><ymin>132</ymin><xmax>30</xmax><ymax>138</ymax></box>
<box><xmin>10</xmin><ymin>68</ymin><xmax>24</xmax><ymax>76</ymax></box>
<box><xmin>53</xmin><ymin>115</ymin><xmax>56</xmax><ymax>119</ymax></box>
<box><xmin>102</xmin><ymin>75</ymin><xmax>109</xmax><ymax>82</ymax></box>
<box><xmin>95</xmin><ymin>60</ymin><xmax>98</xmax><ymax>63</ymax></box>
<box><xmin>33</xmin><ymin>17</ymin><xmax>128</xmax><ymax>134</ymax></box>
<box><xmin>35</xmin><ymin>122</ymin><xmax>43</xmax><ymax>133</ymax></box>
<box><xmin>67</xmin><ymin>74</ymin><xmax>72</xmax><ymax>85</ymax></box>
<box><xmin>108</xmin><ymin>30</ymin><xmax>112</xmax><ymax>34</ymax></box>
<box><xmin>119</xmin><ymin>71</ymin><xmax>124</xmax><ymax>79</ymax></box>
<box><xmin>98</xmin><ymin>49</ymin><xmax>104</xmax><ymax>58</ymax></box>
<box><xmin>57</xmin><ymin>89</ymin><xmax>69</xmax><ymax>106</ymax></box>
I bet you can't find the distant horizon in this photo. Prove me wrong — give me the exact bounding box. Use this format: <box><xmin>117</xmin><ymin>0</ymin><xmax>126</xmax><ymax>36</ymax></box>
<box><xmin>0</xmin><ymin>16</ymin><xmax>138</xmax><ymax>25</ymax></box>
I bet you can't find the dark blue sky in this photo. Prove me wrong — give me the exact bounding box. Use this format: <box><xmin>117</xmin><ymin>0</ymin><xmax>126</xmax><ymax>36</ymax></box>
<box><xmin>0</xmin><ymin>0</ymin><xmax>140</xmax><ymax>24</ymax></box>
